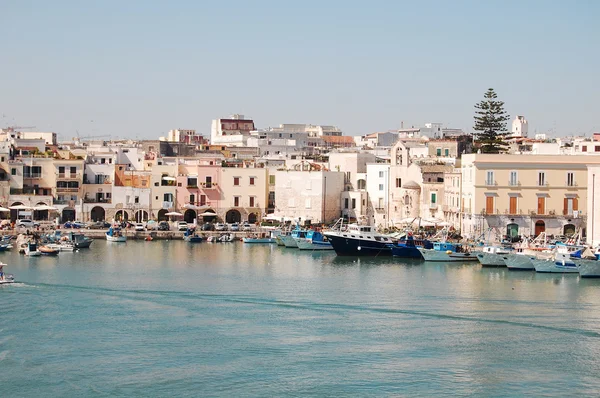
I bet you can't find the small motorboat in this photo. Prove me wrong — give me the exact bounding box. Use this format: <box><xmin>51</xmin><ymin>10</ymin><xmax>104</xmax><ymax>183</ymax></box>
<box><xmin>67</xmin><ymin>233</ymin><xmax>93</xmax><ymax>249</ymax></box>
<box><xmin>106</xmin><ymin>227</ymin><xmax>126</xmax><ymax>242</ymax></box>
<box><xmin>45</xmin><ymin>242</ymin><xmax>75</xmax><ymax>252</ymax></box>
<box><xmin>218</xmin><ymin>234</ymin><xmax>235</xmax><ymax>243</ymax></box>
<box><xmin>0</xmin><ymin>263</ymin><xmax>14</xmax><ymax>284</ymax></box>
<box><xmin>24</xmin><ymin>242</ymin><xmax>41</xmax><ymax>257</ymax></box>
<box><xmin>183</xmin><ymin>229</ymin><xmax>203</xmax><ymax>243</ymax></box>
<box><xmin>39</xmin><ymin>245</ymin><xmax>60</xmax><ymax>256</ymax></box>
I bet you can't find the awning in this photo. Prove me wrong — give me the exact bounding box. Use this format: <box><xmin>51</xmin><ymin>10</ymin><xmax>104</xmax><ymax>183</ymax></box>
<box><xmin>161</xmin><ymin>176</ymin><xmax>176</xmax><ymax>181</ymax></box>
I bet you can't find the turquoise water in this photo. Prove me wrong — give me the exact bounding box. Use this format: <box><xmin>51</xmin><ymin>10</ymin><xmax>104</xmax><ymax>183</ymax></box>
<box><xmin>2</xmin><ymin>241</ymin><xmax>600</xmax><ymax>397</ymax></box>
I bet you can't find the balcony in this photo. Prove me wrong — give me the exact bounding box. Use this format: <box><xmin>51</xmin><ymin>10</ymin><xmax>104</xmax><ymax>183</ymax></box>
<box><xmin>508</xmin><ymin>180</ymin><xmax>520</xmax><ymax>187</ymax></box>
<box><xmin>485</xmin><ymin>180</ymin><xmax>497</xmax><ymax>186</ymax></box>
<box><xmin>56</xmin><ymin>187</ymin><xmax>80</xmax><ymax>193</ymax></box>
<box><xmin>200</xmin><ymin>182</ymin><xmax>218</xmax><ymax>189</ymax></box>
<box><xmin>23</xmin><ymin>173</ymin><xmax>43</xmax><ymax>179</ymax></box>
<box><xmin>57</xmin><ymin>172</ymin><xmax>82</xmax><ymax>180</ymax></box>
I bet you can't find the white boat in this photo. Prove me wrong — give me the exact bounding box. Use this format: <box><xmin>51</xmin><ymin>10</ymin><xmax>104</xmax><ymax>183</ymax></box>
<box><xmin>243</xmin><ymin>230</ymin><xmax>278</xmax><ymax>243</ymax></box>
<box><xmin>504</xmin><ymin>234</ymin><xmax>552</xmax><ymax>271</ymax></box>
<box><xmin>106</xmin><ymin>227</ymin><xmax>126</xmax><ymax>242</ymax></box>
<box><xmin>418</xmin><ymin>242</ymin><xmax>479</xmax><ymax>262</ymax></box>
<box><xmin>46</xmin><ymin>242</ymin><xmax>76</xmax><ymax>252</ymax></box>
<box><xmin>533</xmin><ymin>255</ymin><xmax>579</xmax><ymax>273</ymax></box>
<box><xmin>0</xmin><ymin>263</ymin><xmax>14</xmax><ymax>284</ymax></box>
<box><xmin>24</xmin><ymin>242</ymin><xmax>41</xmax><ymax>256</ymax></box>
<box><xmin>295</xmin><ymin>230</ymin><xmax>333</xmax><ymax>250</ymax></box>
<box><xmin>476</xmin><ymin>245</ymin><xmax>511</xmax><ymax>267</ymax></box>
<box><xmin>572</xmin><ymin>247</ymin><xmax>600</xmax><ymax>278</ymax></box>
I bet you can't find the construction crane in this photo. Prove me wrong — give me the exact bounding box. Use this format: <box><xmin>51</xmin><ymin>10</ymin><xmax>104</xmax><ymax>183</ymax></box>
<box><xmin>2</xmin><ymin>126</ymin><xmax>36</xmax><ymax>131</ymax></box>
<box><xmin>73</xmin><ymin>130</ymin><xmax>111</xmax><ymax>141</ymax></box>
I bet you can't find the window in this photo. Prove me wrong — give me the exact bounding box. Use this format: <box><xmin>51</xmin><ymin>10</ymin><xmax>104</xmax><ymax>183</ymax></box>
<box><xmin>249</xmin><ymin>196</ymin><xmax>255</xmax><ymax>207</ymax></box>
<box><xmin>59</xmin><ymin>166</ymin><xmax>65</xmax><ymax>174</ymax></box>
<box><xmin>431</xmin><ymin>193</ymin><xmax>437</xmax><ymax>204</ymax></box>
<box><xmin>11</xmin><ymin>168</ymin><xmax>16</xmax><ymax>176</ymax></box>
<box><xmin>379</xmin><ymin>184</ymin><xmax>384</xmax><ymax>191</ymax></box>
<box><xmin>436</xmin><ymin>148</ymin><xmax>441</xmax><ymax>156</ymax></box>
<box><xmin>190</xmin><ymin>194</ymin><xmax>195</xmax><ymax>203</ymax></box>
<box><xmin>205</xmin><ymin>176</ymin><xmax>212</xmax><ymax>188</ymax></box>
<box><xmin>305</xmin><ymin>198</ymin><xmax>311</xmax><ymax>209</ymax></box>
<box><xmin>233</xmin><ymin>177</ymin><xmax>240</xmax><ymax>186</ymax></box>
<box><xmin>582</xmin><ymin>146</ymin><xmax>588</xmax><ymax>152</ymax></box>
<box><xmin>344</xmin><ymin>198</ymin><xmax>349</xmax><ymax>209</ymax></box>
<box><xmin>564</xmin><ymin>197</ymin><xmax>578</xmax><ymax>215</ymax></box>
<box><xmin>234</xmin><ymin>196</ymin><xmax>240</xmax><ymax>207</ymax></box>
<box><xmin>486</xmin><ymin>171</ymin><xmax>494</xmax><ymax>185</ymax></box>
<box><xmin>378</xmin><ymin>171</ymin><xmax>384</xmax><ymax>178</ymax></box>
<box><xmin>378</xmin><ymin>198</ymin><xmax>384</xmax><ymax>209</ymax></box>
<box><xmin>269</xmin><ymin>175</ymin><xmax>275</xmax><ymax>185</ymax></box>
<box><xmin>200</xmin><ymin>195</ymin><xmax>206</xmax><ymax>206</ymax></box>
<box><xmin>537</xmin><ymin>197</ymin><xmax>546</xmax><ymax>214</ymax></box>
<box><xmin>596</xmin><ymin>146</ymin><xmax>600</xmax><ymax>152</ymax></box>
<box><xmin>134</xmin><ymin>196</ymin><xmax>139</xmax><ymax>204</ymax></box>
<box><xmin>187</xmin><ymin>177</ymin><xmax>197</xmax><ymax>187</ymax></box>
<box><xmin>288</xmin><ymin>198</ymin><xmax>296</xmax><ymax>207</ymax></box>
<box><xmin>444</xmin><ymin>148</ymin><xmax>449</xmax><ymax>156</ymax></box>
<box><xmin>538</xmin><ymin>172</ymin><xmax>546</xmax><ymax>186</ymax></box>
<box><xmin>352</xmin><ymin>198</ymin><xmax>356</xmax><ymax>209</ymax></box>
<box><xmin>70</xmin><ymin>166</ymin><xmax>77</xmax><ymax>175</ymax></box>
<box><xmin>567</xmin><ymin>172</ymin><xmax>575</xmax><ymax>187</ymax></box>
<box><xmin>395</xmin><ymin>178</ymin><xmax>401</xmax><ymax>188</ymax></box>
<box><xmin>249</xmin><ymin>177</ymin><xmax>255</xmax><ymax>186</ymax></box>
<box><xmin>509</xmin><ymin>171</ymin><xmax>518</xmax><ymax>186</ymax></box>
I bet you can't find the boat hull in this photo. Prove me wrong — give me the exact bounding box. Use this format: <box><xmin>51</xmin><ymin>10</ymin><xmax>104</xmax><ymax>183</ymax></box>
<box><xmin>476</xmin><ymin>252</ymin><xmax>506</xmax><ymax>267</ymax></box>
<box><xmin>281</xmin><ymin>235</ymin><xmax>299</xmax><ymax>248</ymax></box>
<box><xmin>532</xmin><ymin>258</ymin><xmax>579</xmax><ymax>273</ymax></box>
<box><xmin>243</xmin><ymin>238</ymin><xmax>275</xmax><ymax>243</ymax></box>
<box><xmin>418</xmin><ymin>248</ymin><xmax>479</xmax><ymax>262</ymax></box>
<box><xmin>296</xmin><ymin>238</ymin><xmax>333</xmax><ymax>250</ymax></box>
<box><xmin>391</xmin><ymin>246</ymin><xmax>423</xmax><ymax>258</ymax></box>
<box><xmin>503</xmin><ymin>253</ymin><xmax>534</xmax><ymax>270</ymax></box>
<box><xmin>573</xmin><ymin>258</ymin><xmax>600</xmax><ymax>278</ymax></box>
<box><xmin>324</xmin><ymin>234</ymin><xmax>392</xmax><ymax>256</ymax></box>
<box><xmin>106</xmin><ymin>235</ymin><xmax>126</xmax><ymax>242</ymax></box>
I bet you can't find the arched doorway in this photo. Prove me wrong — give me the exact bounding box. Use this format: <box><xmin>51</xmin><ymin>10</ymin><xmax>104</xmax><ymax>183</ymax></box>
<box><xmin>90</xmin><ymin>206</ymin><xmax>105</xmax><ymax>221</ymax></box>
<box><xmin>62</xmin><ymin>208</ymin><xmax>76</xmax><ymax>222</ymax></box>
<box><xmin>248</xmin><ymin>213</ymin><xmax>257</xmax><ymax>224</ymax></box>
<box><xmin>184</xmin><ymin>209</ymin><xmax>197</xmax><ymax>223</ymax></box>
<box><xmin>506</xmin><ymin>223</ymin><xmax>519</xmax><ymax>239</ymax></box>
<box><xmin>34</xmin><ymin>202</ymin><xmax>48</xmax><ymax>221</ymax></box>
<box><xmin>10</xmin><ymin>202</ymin><xmax>24</xmax><ymax>222</ymax></box>
<box><xmin>115</xmin><ymin>210</ymin><xmax>129</xmax><ymax>221</ymax></box>
<box><xmin>226</xmin><ymin>209</ymin><xmax>241</xmax><ymax>224</ymax></box>
<box><xmin>563</xmin><ymin>223</ymin><xmax>576</xmax><ymax>237</ymax></box>
<box><xmin>157</xmin><ymin>209</ymin><xmax>168</xmax><ymax>221</ymax></box>
<box><xmin>534</xmin><ymin>220</ymin><xmax>545</xmax><ymax>237</ymax></box>
<box><xmin>135</xmin><ymin>210</ymin><xmax>149</xmax><ymax>223</ymax></box>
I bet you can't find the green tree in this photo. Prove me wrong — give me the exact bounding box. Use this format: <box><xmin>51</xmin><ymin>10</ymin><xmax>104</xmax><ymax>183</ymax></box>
<box><xmin>473</xmin><ymin>88</ymin><xmax>510</xmax><ymax>153</ymax></box>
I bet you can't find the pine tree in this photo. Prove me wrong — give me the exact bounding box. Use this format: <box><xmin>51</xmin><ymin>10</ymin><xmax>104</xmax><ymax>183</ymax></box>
<box><xmin>473</xmin><ymin>88</ymin><xmax>510</xmax><ymax>153</ymax></box>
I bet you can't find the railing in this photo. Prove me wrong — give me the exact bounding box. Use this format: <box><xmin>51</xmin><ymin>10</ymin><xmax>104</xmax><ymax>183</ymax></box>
<box><xmin>508</xmin><ymin>180</ymin><xmax>520</xmax><ymax>186</ymax></box>
<box><xmin>23</xmin><ymin>173</ymin><xmax>43</xmax><ymax>179</ymax></box>
<box><xmin>200</xmin><ymin>182</ymin><xmax>218</xmax><ymax>188</ymax></box>
<box><xmin>56</xmin><ymin>187</ymin><xmax>79</xmax><ymax>193</ymax></box>
<box><xmin>187</xmin><ymin>185</ymin><xmax>198</xmax><ymax>189</ymax></box>
<box><xmin>57</xmin><ymin>172</ymin><xmax>81</xmax><ymax>179</ymax></box>
<box><xmin>485</xmin><ymin>180</ymin><xmax>497</xmax><ymax>186</ymax></box>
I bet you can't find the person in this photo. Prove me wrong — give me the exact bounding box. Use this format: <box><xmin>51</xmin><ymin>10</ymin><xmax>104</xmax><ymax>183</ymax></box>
<box><xmin>0</xmin><ymin>264</ymin><xmax>4</xmax><ymax>281</ymax></box>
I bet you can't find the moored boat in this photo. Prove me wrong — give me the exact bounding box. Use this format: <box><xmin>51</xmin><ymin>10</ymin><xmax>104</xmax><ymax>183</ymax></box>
<box><xmin>532</xmin><ymin>255</ymin><xmax>579</xmax><ymax>273</ymax></box>
<box><xmin>24</xmin><ymin>242</ymin><xmax>41</xmax><ymax>256</ymax></box>
<box><xmin>418</xmin><ymin>241</ymin><xmax>479</xmax><ymax>262</ymax></box>
<box><xmin>68</xmin><ymin>232</ymin><xmax>93</xmax><ymax>249</ymax></box>
<box><xmin>39</xmin><ymin>245</ymin><xmax>60</xmax><ymax>256</ymax></box>
<box><xmin>571</xmin><ymin>247</ymin><xmax>600</xmax><ymax>278</ymax></box>
<box><xmin>183</xmin><ymin>229</ymin><xmax>203</xmax><ymax>243</ymax></box>
<box><xmin>106</xmin><ymin>227</ymin><xmax>126</xmax><ymax>242</ymax></box>
<box><xmin>476</xmin><ymin>245</ymin><xmax>511</xmax><ymax>267</ymax></box>
<box><xmin>324</xmin><ymin>223</ymin><xmax>395</xmax><ymax>256</ymax></box>
<box><xmin>391</xmin><ymin>234</ymin><xmax>432</xmax><ymax>258</ymax></box>
<box><xmin>295</xmin><ymin>230</ymin><xmax>333</xmax><ymax>250</ymax></box>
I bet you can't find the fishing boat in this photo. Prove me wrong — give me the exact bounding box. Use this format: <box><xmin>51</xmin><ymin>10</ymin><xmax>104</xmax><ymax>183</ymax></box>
<box><xmin>39</xmin><ymin>245</ymin><xmax>60</xmax><ymax>256</ymax></box>
<box><xmin>183</xmin><ymin>229</ymin><xmax>203</xmax><ymax>243</ymax></box>
<box><xmin>280</xmin><ymin>225</ymin><xmax>308</xmax><ymax>248</ymax></box>
<box><xmin>504</xmin><ymin>233</ymin><xmax>550</xmax><ymax>271</ymax></box>
<box><xmin>68</xmin><ymin>232</ymin><xmax>93</xmax><ymax>249</ymax></box>
<box><xmin>106</xmin><ymin>227</ymin><xmax>126</xmax><ymax>242</ymax></box>
<box><xmin>0</xmin><ymin>263</ymin><xmax>14</xmax><ymax>284</ymax></box>
<box><xmin>0</xmin><ymin>242</ymin><xmax>12</xmax><ymax>252</ymax></box>
<box><xmin>324</xmin><ymin>221</ymin><xmax>396</xmax><ymax>256</ymax></box>
<box><xmin>243</xmin><ymin>231</ymin><xmax>277</xmax><ymax>243</ymax></box>
<box><xmin>476</xmin><ymin>245</ymin><xmax>511</xmax><ymax>267</ymax></box>
<box><xmin>218</xmin><ymin>234</ymin><xmax>235</xmax><ymax>242</ymax></box>
<box><xmin>390</xmin><ymin>233</ymin><xmax>433</xmax><ymax>258</ymax></box>
<box><xmin>532</xmin><ymin>252</ymin><xmax>579</xmax><ymax>273</ymax></box>
<box><xmin>45</xmin><ymin>242</ymin><xmax>76</xmax><ymax>252</ymax></box>
<box><xmin>570</xmin><ymin>247</ymin><xmax>600</xmax><ymax>277</ymax></box>
<box><xmin>295</xmin><ymin>230</ymin><xmax>333</xmax><ymax>250</ymax></box>
<box><xmin>24</xmin><ymin>242</ymin><xmax>41</xmax><ymax>256</ymax></box>
<box><xmin>418</xmin><ymin>241</ymin><xmax>479</xmax><ymax>262</ymax></box>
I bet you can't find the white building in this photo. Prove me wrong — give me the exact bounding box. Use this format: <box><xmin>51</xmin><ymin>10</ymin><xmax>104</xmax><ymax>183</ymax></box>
<box><xmin>210</xmin><ymin>114</ymin><xmax>256</xmax><ymax>146</ymax></box>
<box><xmin>511</xmin><ymin>116</ymin><xmax>529</xmax><ymax>138</ymax></box>
<box><xmin>365</xmin><ymin>163</ymin><xmax>391</xmax><ymax>228</ymax></box>
<box><xmin>586</xmin><ymin>165</ymin><xmax>600</xmax><ymax>246</ymax></box>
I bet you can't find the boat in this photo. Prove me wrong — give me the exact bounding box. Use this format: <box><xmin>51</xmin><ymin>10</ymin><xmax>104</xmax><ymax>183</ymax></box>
<box><xmin>280</xmin><ymin>225</ymin><xmax>308</xmax><ymax>248</ymax></box>
<box><xmin>476</xmin><ymin>245</ymin><xmax>511</xmax><ymax>267</ymax></box>
<box><xmin>24</xmin><ymin>242</ymin><xmax>41</xmax><ymax>256</ymax></box>
<box><xmin>183</xmin><ymin>229</ymin><xmax>203</xmax><ymax>243</ymax></box>
<box><xmin>324</xmin><ymin>221</ymin><xmax>396</xmax><ymax>256</ymax></box>
<box><xmin>218</xmin><ymin>234</ymin><xmax>235</xmax><ymax>242</ymax></box>
<box><xmin>45</xmin><ymin>242</ymin><xmax>76</xmax><ymax>252</ymax></box>
<box><xmin>418</xmin><ymin>241</ymin><xmax>479</xmax><ymax>262</ymax></box>
<box><xmin>571</xmin><ymin>247</ymin><xmax>600</xmax><ymax>278</ymax></box>
<box><xmin>504</xmin><ymin>234</ymin><xmax>551</xmax><ymax>271</ymax></box>
<box><xmin>106</xmin><ymin>227</ymin><xmax>126</xmax><ymax>242</ymax></box>
<box><xmin>295</xmin><ymin>230</ymin><xmax>333</xmax><ymax>250</ymax></box>
<box><xmin>532</xmin><ymin>253</ymin><xmax>579</xmax><ymax>273</ymax></box>
<box><xmin>0</xmin><ymin>263</ymin><xmax>14</xmax><ymax>284</ymax></box>
<box><xmin>390</xmin><ymin>233</ymin><xmax>433</xmax><ymax>258</ymax></box>
<box><xmin>39</xmin><ymin>245</ymin><xmax>60</xmax><ymax>256</ymax></box>
<box><xmin>68</xmin><ymin>232</ymin><xmax>93</xmax><ymax>249</ymax></box>
<box><xmin>0</xmin><ymin>242</ymin><xmax>12</xmax><ymax>251</ymax></box>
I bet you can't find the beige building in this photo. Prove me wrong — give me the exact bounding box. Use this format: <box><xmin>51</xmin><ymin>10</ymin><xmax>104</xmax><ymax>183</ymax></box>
<box><xmin>220</xmin><ymin>166</ymin><xmax>269</xmax><ymax>224</ymax></box>
<box><xmin>461</xmin><ymin>154</ymin><xmax>600</xmax><ymax>240</ymax></box>
<box><xmin>586</xmin><ymin>165</ymin><xmax>600</xmax><ymax>246</ymax></box>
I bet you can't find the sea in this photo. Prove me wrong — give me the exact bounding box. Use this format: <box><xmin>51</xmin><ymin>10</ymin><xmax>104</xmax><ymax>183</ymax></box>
<box><xmin>2</xmin><ymin>240</ymin><xmax>600</xmax><ymax>397</ymax></box>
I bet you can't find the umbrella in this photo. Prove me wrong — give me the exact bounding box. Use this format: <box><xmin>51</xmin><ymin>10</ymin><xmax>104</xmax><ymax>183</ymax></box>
<box><xmin>9</xmin><ymin>205</ymin><xmax>33</xmax><ymax>210</ymax></box>
<box><xmin>161</xmin><ymin>176</ymin><xmax>176</xmax><ymax>181</ymax></box>
<box><xmin>396</xmin><ymin>217</ymin><xmax>416</xmax><ymax>225</ymax></box>
<box><xmin>263</xmin><ymin>214</ymin><xmax>282</xmax><ymax>221</ymax></box>
<box><xmin>33</xmin><ymin>205</ymin><xmax>58</xmax><ymax>211</ymax></box>
<box><xmin>198</xmin><ymin>211</ymin><xmax>217</xmax><ymax>217</ymax></box>
<box><xmin>183</xmin><ymin>204</ymin><xmax>199</xmax><ymax>210</ymax></box>
<box><xmin>0</xmin><ymin>207</ymin><xmax>10</xmax><ymax>212</ymax></box>
<box><xmin>165</xmin><ymin>212</ymin><xmax>182</xmax><ymax>216</ymax></box>
<box><xmin>437</xmin><ymin>221</ymin><xmax>452</xmax><ymax>227</ymax></box>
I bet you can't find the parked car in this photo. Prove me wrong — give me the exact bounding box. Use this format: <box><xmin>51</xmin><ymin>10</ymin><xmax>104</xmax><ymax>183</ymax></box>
<box><xmin>202</xmin><ymin>222</ymin><xmax>215</xmax><ymax>231</ymax></box>
<box><xmin>229</xmin><ymin>223</ymin><xmax>240</xmax><ymax>232</ymax></box>
<box><xmin>64</xmin><ymin>221</ymin><xmax>86</xmax><ymax>229</ymax></box>
<box><xmin>134</xmin><ymin>223</ymin><xmax>145</xmax><ymax>231</ymax></box>
<box><xmin>241</xmin><ymin>222</ymin><xmax>252</xmax><ymax>232</ymax></box>
<box><xmin>214</xmin><ymin>222</ymin><xmax>227</xmax><ymax>231</ymax></box>
<box><xmin>177</xmin><ymin>221</ymin><xmax>189</xmax><ymax>231</ymax></box>
<box><xmin>145</xmin><ymin>220</ymin><xmax>158</xmax><ymax>230</ymax></box>
<box><xmin>158</xmin><ymin>221</ymin><xmax>170</xmax><ymax>231</ymax></box>
<box><xmin>88</xmin><ymin>221</ymin><xmax>111</xmax><ymax>229</ymax></box>
<box><xmin>16</xmin><ymin>219</ymin><xmax>40</xmax><ymax>229</ymax></box>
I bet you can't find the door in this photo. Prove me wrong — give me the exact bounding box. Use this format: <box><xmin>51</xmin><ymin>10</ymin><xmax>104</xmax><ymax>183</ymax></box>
<box><xmin>485</xmin><ymin>196</ymin><xmax>494</xmax><ymax>214</ymax></box>
<box><xmin>535</xmin><ymin>220</ymin><xmax>545</xmax><ymax>236</ymax></box>
<box><xmin>537</xmin><ymin>197</ymin><xmax>545</xmax><ymax>215</ymax></box>
<box><xmin>509</xmin><ymin>197</ymin><xmax>517</xmax><ymax>214</ymax></box>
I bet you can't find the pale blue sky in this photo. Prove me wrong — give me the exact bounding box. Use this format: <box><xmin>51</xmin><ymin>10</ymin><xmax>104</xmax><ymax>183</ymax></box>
<box><xmin>1</xmin><ymin>0</ymin><xmax>598</xmax><ymax>140</ymax></box>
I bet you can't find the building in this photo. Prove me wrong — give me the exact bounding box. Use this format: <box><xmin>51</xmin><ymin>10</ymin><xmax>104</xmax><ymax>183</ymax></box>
<box><xmin>210</xmin><ymin>114</ymin><xmax>256</xmax><ymax>146</ymax></box>
<box><xmin>586</xmin><ymin>165</ymin><xmax>600</xmax><ymax>246</ymax></box>
<box><xmin>511</xmin><ymin>116</ymin><xmax>529</xmax><ymax>138</ymax></box>
<box><xmin>460</xmin><ymin>154</ymin><xmax>600</xmax><ymax>240</ymax></box>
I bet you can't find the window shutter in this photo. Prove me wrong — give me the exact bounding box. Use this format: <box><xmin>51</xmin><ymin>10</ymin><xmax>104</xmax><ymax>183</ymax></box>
<box><xmin>573</xmin><ymin>198</ymin><xmax>578</xmax><ymax>211</ymax></box>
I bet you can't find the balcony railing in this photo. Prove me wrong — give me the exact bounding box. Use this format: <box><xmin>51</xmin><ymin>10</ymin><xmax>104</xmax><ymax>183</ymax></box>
<box><xmin>56</xmin><ymin>187</ymin><xmax>80</xmax><ymax>193</ymax></box>
<box><xmin>485</xmin><ymin>180</ymin><xmax>497</xmax><ymax>186</ymax></box>
<box><xmin>83</xmin><ymin>198</ymin><xmax>112</xmax><ymax>204</ymax></box>
<box><xmin>57</xmin><ymin>172</ymin><xmax>81</xmax><ymax>179</ymax></box>
<box><xmin>200</xmin><ymin>182</ymin><xmax>218</xmax><ymax>188</ymax></box>
<box><xmin>508</xmin><ymin>180</ymin><xmax>520</xmax><ymax>186</ymax></box>
<box><xmin>23</xmin><ymin>173</ymin><xmax>43</xmax><ymax>179</ymax></box>
<box><xmin>162</xmin><ymin>201</ymin><xmax>173</xmax><ymax>209</ymax></box>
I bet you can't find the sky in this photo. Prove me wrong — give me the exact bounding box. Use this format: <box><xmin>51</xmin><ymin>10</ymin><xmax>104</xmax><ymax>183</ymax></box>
<box><xmin>1</xmin><ymin>0</ymin><xmax>599</xmax><ymax>140</ymax></box>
